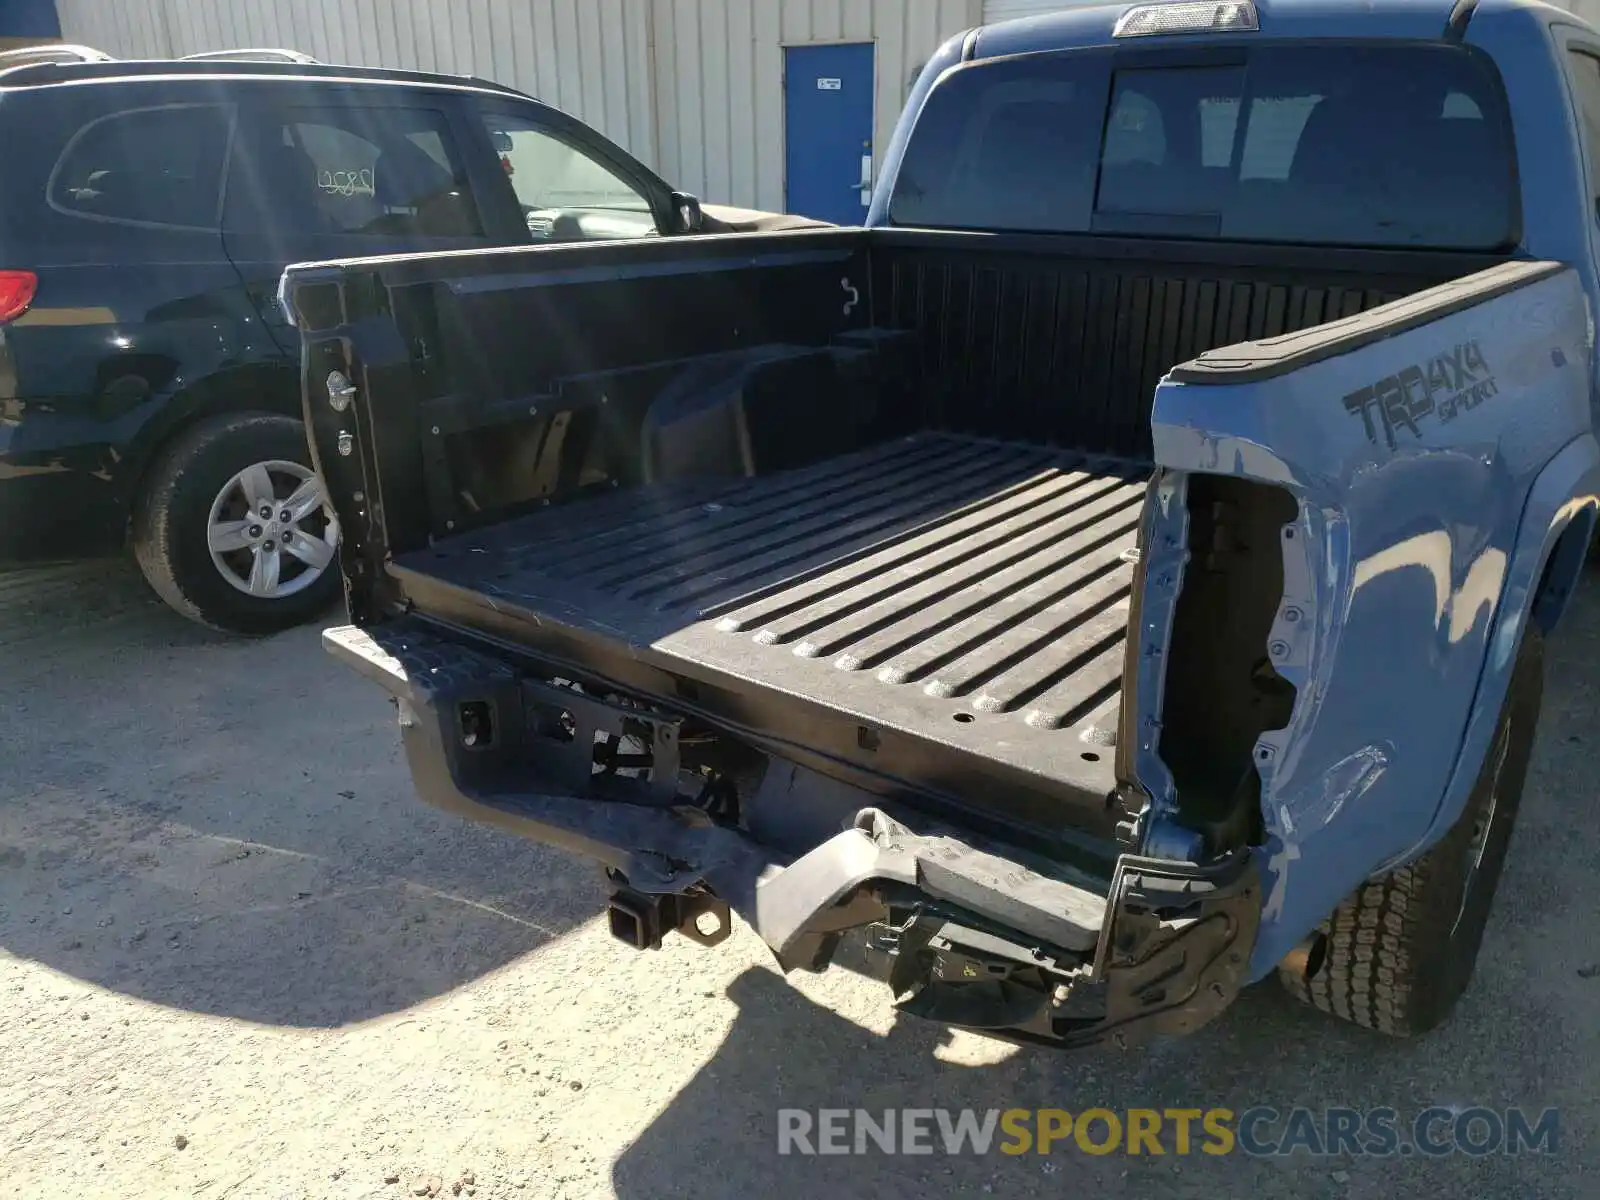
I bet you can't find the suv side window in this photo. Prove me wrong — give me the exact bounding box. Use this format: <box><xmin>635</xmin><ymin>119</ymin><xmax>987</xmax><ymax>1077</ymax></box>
<box><xmin>1567</xmin><ymin>50</ymin><xmax>1600</xmax><ymax>216</ymax></box>
<box><xmin>480</xmin><ymin>112</ymin><xmax>657</xmax><ymax>241</ymax></box>
<box><xmin>49</xmin><ymin>104</ymin><xmax>232</xmax><ymax>230</ymax></box>
<box><xmin>226</xmin><ymin>105</ymin><xmax>484</xmax><ymax>239</ymax></box>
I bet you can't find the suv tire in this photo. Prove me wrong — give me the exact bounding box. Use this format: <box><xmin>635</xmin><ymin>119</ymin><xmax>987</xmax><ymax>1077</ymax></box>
<box><xmin>133</xmin><ymin>413</ymin><xmax>341</xmax><ymax>636</ymax></box>
<box><xmin>1277</xmin><ymin>627</ymin><xmax>1543</xmax><ymax>1035</ymax></box>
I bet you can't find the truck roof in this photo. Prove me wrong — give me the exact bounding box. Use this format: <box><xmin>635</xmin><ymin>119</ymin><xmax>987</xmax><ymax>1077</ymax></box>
<box><xmin>972</xmin><ymin>0</ymin><xmax>1595</xmax><ymax>58</ymax></box>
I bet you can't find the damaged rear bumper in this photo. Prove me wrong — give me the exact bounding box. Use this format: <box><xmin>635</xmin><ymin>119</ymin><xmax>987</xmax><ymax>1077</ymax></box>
<box><xmin>326</xmin><ymin>621</ymin><xmax>1262</xmax><ymax>1050</ymax></box>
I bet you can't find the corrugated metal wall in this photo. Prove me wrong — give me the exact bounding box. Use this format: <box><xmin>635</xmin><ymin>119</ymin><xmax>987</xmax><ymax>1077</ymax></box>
<box><xmin>650</xmin><ymin>0</ymin><xmax>979</xmax><ymax>211</ymax></box>
<box><xmin>73</xmin><ymin>0</ymin><xmax>1600</xmax><ymax>212</ymax></box>
<box><xmin>57</xmin><ymin>0</ymin><xmax>978</xmax><ymax>211</ymax></box>
<box><xmin>982</xmin><ymin>0</ymin><xmax>1086</xmax><ymax>21</ymax></box>
<box><xmin>55</xmin><ymin>0</ymin><xmax>656</xmax><ymax>161</ymax></box>
<box><xmin>1566</xmin><ymin>0</ymin><xmax>1600</xmax><ymax>25</ymax></box>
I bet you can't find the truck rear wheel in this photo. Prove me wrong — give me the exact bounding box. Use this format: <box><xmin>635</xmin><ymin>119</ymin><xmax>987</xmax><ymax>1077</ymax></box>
<box><xmin>132</xmin><ymin>413</ymin><xmax>341</xmax><ymax>636</ymax></box>
<box><xmin>1277</xmin><ymin>628</ymin><xmax>1543</xmax><ymax>1036</ymax></box>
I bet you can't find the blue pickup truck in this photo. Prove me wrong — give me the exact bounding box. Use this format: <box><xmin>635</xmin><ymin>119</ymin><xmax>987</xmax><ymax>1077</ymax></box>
<box><xmin>286</xmin><ymin>0</ymin><xmax>1600</xmax><ymax>1049</ymax></box>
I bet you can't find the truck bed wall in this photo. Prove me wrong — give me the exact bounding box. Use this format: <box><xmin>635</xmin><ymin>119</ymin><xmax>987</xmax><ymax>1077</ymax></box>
<box><xmin>869</xmin><ymin>229</ymin><xmax>1498</xmax><ymax>462</ymax></box>
<box><xmin>307</xmin><ymin>227</ymin><xmax>1505</xmax><ymax>592</ymax></box>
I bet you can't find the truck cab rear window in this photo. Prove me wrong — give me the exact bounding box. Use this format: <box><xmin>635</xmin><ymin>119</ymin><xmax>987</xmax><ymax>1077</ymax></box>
<box><xmin>887</xmin><ymin>43</ymin><xmax>1517</xmax><ymax>251</ymax></box>
<box><xmin>886</xmin><ymin>55</ymin><xmax>1104</xmax><ymax>234</ymax></box>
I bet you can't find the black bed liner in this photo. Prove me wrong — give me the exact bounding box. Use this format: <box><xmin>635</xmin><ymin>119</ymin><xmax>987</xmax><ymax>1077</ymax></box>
<box><xmin>392</xmin><ymin>433</ymin><xmax>1149</xmax><ymax>827</ymax></box>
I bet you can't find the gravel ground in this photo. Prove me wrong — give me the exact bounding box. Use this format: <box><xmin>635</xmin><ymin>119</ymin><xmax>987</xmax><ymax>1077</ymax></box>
<box><xmin>1</xmin><ymin>559</ymin><xmax>1595</xmax><ymax>1199</ymax></box>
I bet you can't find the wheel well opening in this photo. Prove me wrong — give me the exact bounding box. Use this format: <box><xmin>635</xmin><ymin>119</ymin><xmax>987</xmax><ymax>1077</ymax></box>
<box><xmin>121</xmin><ymin>364</ymin><xmax>302</xmax><ymax>542</ymax></box>
<box><xmin>1301</xmin><ymin>931</ymin><xmax>1328</xmax><ymax>981</ymax></box>
<box><xmin>1530</xmin><ymin>509</ymin><xmax>1596</xmax><ymax>635</ymax></box>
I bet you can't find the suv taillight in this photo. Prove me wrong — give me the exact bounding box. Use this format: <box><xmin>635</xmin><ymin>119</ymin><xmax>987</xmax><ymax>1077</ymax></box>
<box><xmin>0</xmin><ymin>271</ymin><xmax>37</xmax><ymax>324</ymax></box>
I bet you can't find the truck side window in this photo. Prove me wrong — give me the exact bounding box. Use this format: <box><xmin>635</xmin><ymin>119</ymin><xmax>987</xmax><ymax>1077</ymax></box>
<box><xmin>1566</xmin><ymin>51</ymin><xmax>1600</xmax><ymax>212</ymax></box>
<box><xmin>48</xmin><ymin>104</ymin><xmax>232</xmax><ymax>231</ymax></box>
<box><xmin>480</xmin><ymin>115</ymin><xmax>657</xmax><ymax>242</ymax></box>
<box><xmin>225</xmin><ymin>106</ymin><xmax>485</xmax><ymax>239</ymax></box>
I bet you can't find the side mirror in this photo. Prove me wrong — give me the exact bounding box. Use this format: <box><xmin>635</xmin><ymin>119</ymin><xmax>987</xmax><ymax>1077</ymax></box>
<box><xmin>671</xmin><ymin>191</ymin><xmax>703</xmax><ymax>233</ymax></box>
<box><xmin>490</xmin><ymin>130</ymin><xmax>514</xmax><ymax>154</ymax></box>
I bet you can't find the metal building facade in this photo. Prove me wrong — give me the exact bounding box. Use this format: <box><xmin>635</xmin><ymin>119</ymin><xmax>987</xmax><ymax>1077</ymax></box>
<box><xmin>61</xmin><ymin>0</ymin><xmax>1600</xmax><ymax>211</ymax></box>
<box><xmin>648</xmin><ymin>0</ymin><xmax>979</xmax><ymax>212</ymax></box>
<box><xmin>55</xmin><ymin>0</ymin><xmax>979</xmax><ymax>212</ymax></box>
<box><xmin>55</xmin><ymin>1</ymin><xmax>659</xmax><ymax>161</ymax></box>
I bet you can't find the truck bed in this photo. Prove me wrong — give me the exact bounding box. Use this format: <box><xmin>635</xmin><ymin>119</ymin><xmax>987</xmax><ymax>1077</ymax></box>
<box><xmin>343</xmin><ymin>229</ymin><xmax>1481</xmax><ymax>837</ymax></box>
<box><xmin>392</xmin><ymin>433</ymin><xmax>1149</xmax><ymax>819</ymax></box>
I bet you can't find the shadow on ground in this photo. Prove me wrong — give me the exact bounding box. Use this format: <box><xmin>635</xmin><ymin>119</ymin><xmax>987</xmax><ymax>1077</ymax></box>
<box><xmin>610</xmin><ymin>957</ymin><xmax>1582</xmax><ymax>1199</ymax></box>
<box><xmin>0</xmin><ymin>560</ymin><xmax>600</xmax><ymax>1027</ymax></box>
<box><xmin>610</xmin><ymin>579</ymin><xmax>1600</xmax><ymax>1200</ymax></box>
<box><xmin>3</xmin><ymin>561</ymin><xmax>1598</xmax><ymax>1198</ymax></box>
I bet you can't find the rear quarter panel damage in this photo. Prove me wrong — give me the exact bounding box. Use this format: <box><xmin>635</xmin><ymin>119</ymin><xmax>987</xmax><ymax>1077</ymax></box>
<box><xmin>1142</xmin><ymin>266</ymin><xmax>1596</xmax><ymax>979</ymax></box>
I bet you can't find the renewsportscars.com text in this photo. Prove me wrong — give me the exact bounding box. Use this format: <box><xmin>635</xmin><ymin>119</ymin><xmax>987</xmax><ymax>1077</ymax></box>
<box><xmin>776</xmin><ymin>1107</ymin><xmax>1559</xmax><ymax>1158</ymax></box>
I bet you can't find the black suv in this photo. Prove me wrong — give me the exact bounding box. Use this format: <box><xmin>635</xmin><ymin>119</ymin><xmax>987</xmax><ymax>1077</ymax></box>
<box><xmin>0</xmin><ymin>46</ymin><xmax>792</xmax><ymax>634</ymax></box>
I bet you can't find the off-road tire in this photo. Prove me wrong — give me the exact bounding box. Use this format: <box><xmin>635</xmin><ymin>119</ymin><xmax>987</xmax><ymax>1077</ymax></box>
<box><xmin>132</xmin><ymin>413</ymin><xmax>340</xmax><ymax>636</ymax></box>
<box><xmin>1277</xmin><ymin>628</ymin><xmax>1543</xmax><ymax>1036</ymax></box>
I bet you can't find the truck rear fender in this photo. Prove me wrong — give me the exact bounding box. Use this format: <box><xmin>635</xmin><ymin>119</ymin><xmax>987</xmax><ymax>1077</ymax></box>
<box><xmin>1408</xmin><ymin>432</ymin><xmax>1600</xmax><ymax>860</ymax></box>
<box><xmin>1137</xmin><ymin>261</ymin><xmax>1593</xmax><ymax>979</ymax></box>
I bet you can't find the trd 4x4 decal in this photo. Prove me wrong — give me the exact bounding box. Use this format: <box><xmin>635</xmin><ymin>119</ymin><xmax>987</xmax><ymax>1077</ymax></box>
<box><xmin>1342</xmin><ymin>341</ymin><xmax>1498</xmax><ymax>450</ymax></box>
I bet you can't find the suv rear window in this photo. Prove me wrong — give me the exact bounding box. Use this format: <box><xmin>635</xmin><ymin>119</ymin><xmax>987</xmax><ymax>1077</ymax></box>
<box><xmin>49</xmin><ymin>104</ymin><xmax>232</xmax><ymax>230</ymax></box>
<box><xmin>887</xmin><ymin>43</ymin><xmax>1516</xmax><ymax>251</ymax></box>
<box><xmin>225</xmin><ymin>106</ymin><xmax>484</xmax><ymax>239</ymax></box>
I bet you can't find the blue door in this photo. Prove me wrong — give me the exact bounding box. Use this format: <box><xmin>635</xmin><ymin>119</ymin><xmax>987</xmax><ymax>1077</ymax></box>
<box><xmin>0</xmin><ymin>0</ymin><xmax>62</xmax><ymax>38</ymax></box>
<box><xmin>784</xmin><ymin>43</ymin><xmax>875</xmax><ymax>225</ymax></box>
